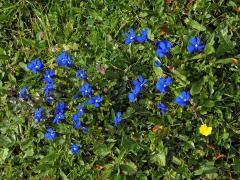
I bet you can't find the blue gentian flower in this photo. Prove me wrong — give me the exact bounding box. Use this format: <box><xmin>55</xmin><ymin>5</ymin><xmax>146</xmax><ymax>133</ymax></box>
<box><xmin>76</xmin><ymin>70</ymin><xmax>87</xmax><ymax>79</ymax></box>
<box><xmin>88</xmin><ymin>95</ymin><xmax>103</xmax><ymax>108</ymax></box>
<box><xmin>187</xmin><ymin>36</ymin><xmax>205</xmax><ymax>54</ymax></box>
<box><xmin>132</xmin><ymin>75</ymin><xmax>148</xmax><ymax>88</ymax></box>
<box><xmin>114</xmin><ymin>112</ymin><xmax>122</xmax><ymax>127</ymax></box>
<box><xmin>56</xmin><ymin>51</ymin><xmax>73</xmax><ymax>67</ymax></box>
<box><xmin>124</xmin><ymin>29</ymin><xmax>136</xmax><ymax>44</ymax></box>
<box><xmin>44</xmin><ymin>128</ymin><xmax>57</xmax><ymax>140</ymax></box>
<box><xmin>156</xmin><ymin>39</ymin><xmax>172</xmax><ymax>58</ymax></box>
<box><xmin>34</xmin><ymin>108</ymin><xmax>43</xmax><ymax>122</ymax></box>
<box><xmin>76</xmin><ymin>103</ymin><xmax>84</xmax><ymax>116</ymax></box>
<box><xmin>136</xmin><ymin>29</ymin><xmax>148</xmax><ymax>43</ymax></box>
<box><xmin>174</xmin><ymin>91</ymin><xmax>190</xmax><ymax>107</ymax></box>
<box><xmin>43</xmin><ymin>70</ymin><xmax>55</xmax><ymax>83</ymax></box>
<box><xmin>70</xmin><ymin>144</ymin><xmax>80</xmax><ymax>155</ymax></box>
<box><xmin>44</xmin><ymin>82</ymin><xmax>54</xmax><ymax>97</ymax></box>
<box><xmin>157</xmin><ymin>103</ymin><xmax>167</xmax><ymax>114</ymax></box>
<box><xmin>55</xmin><ymin>101</ymin><xmax>67</xmax><ymax>114</ymax></box>
<box><xmin>82</xmin><ymin>127</ymin><xmax>87</xmax><ymax>134</ymax></box>
<box><xmin>80</xmin><ymin>83</ymin><xmax>92</xmax><ymax>97</ymax></box>
<box><xmin>72</xmin><ymin>113</ymin><xmax>81</xmax><ymax>128</ymax></box>
<box><xmin>154</xmin><ymin>60</ymin><xmax>162</xmax><ymax>67</ymax></box>
<box><xmin>156</xmin><ymin>77</ymin><xmax>172</xmax><ymax>94</ymax></box>
<box><xmin>27</xmin><ymin>58</ymin><xmax>44</xmax><ymax>74</ymax></box>
<box><xmin>53</xmin><ymin>113</ymin><xmax>65</xmax><ymax>124</ymax></box>
<box><xmin>19</xmin><ymin>86</ymin><xmax>28</xmax><ymax>99</ymax></box>
<box><xmin>128</xmin><ymin>88</ymin><xmax>140</xmax><ymax>103</ymax></box>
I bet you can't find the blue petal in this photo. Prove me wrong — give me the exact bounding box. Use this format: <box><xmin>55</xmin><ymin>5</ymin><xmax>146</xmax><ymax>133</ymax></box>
<box><xmin>128</xmin><ymin>93</ymin><xmax>135</xmax><ymax>103</ymax></box>
<box><xmin>189</xmin><ymin>36</ymin><xmax>197</xmax><ymax>45</ymax></box>
<box><xmin>187</xmin><ymin>45</ymin><xmax>194</xmax><ymax>54</ymax></box>
<box><xmin>156</xmin><ymin>49</ymin><xmax>165</xmax><ymax>58</ymax></box>
<box><xmin>196</xmin><ymin>37</ymin><xmax>201</xmax><ymax>45</ymax></box>
<box><xmin>125</xmin><ymin>38</ymin><xmax>133</xmax><ymax>45</ymax></box>
<box><xmin>197</xmin><ymin>45</ymin><xmax>205</xmax><ymax>51</ymax></box>
<box><xmin>129</xmin><ymin>29</ymin><xmax>136</xmax><ymax>37</ymax></box>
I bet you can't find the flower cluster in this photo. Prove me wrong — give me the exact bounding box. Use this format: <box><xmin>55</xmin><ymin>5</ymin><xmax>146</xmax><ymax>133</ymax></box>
<box><xmin>128</xmin><ymin>75</ymin><xmax>148</xmax><ymax>103</ymax></box>
<box><xmin>124</xmin><ymin>29</ymin><xmax>210</xmax><ymax>134</ymax></box>
<box><xmin>124</xmin><ymin>29</ymin><xmax>148</xmax><ymax>44</ymax></box>
<box><xmin>53</xmin><ymin>101</ymin><xmax>67</xmax><ymax>124</ymax></box>
<box><xmin>72</xmin><ymin>103</ymin><xmax>87</xmax><ymax>133</ymax></box>
<box><xmin>43</xmin><ymin>70</ymin><xmax>55</xmax><ymax>103</ymax></box>
<box><xmin>19</xmin><ymin>29</ymin><xmax>210</xmax><ymax>158</ymax></box>
<box><xmin>20</xmin><ymin>51</ymin><xmax>109</xmax><ymax>155</ymax></box>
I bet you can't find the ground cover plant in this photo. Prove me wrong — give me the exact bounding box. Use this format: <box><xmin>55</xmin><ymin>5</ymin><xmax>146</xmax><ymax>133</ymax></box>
<box><xmin>0</xmin><ymin>0</ymin><xmax>240</xmax><ymax>179</ymax></box>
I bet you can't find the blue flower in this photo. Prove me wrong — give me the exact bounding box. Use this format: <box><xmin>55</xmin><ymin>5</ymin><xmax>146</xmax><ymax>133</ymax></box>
<box><xmin>70</xmin><ymin>144</ymin><xmax>80</xmax><ymax>155</ymax></box>
<box><xmin>82</xmin><ymin>127</ymin><xmax>87</xmax><ymax>134</ymax></box>
<box><xmin>128</xmin><ymin>88</ymin><xmax>140</xmax><ymax>103</ymax></box>
<box><xmin>124</xmin><ymin>29</ymin><xmax>136</xmax><ymax>44</ymax></box>
<box><xmin>156</xmin><ymin>39</ymin><xmax>172</xmax><ymax>58</ymax></box>
<box><xmin>155</xmin><ymin>77</ymin><xmax>172</xmax><ymax>94</ymax></box>
<box><xmin>76</xmin><ymin>70</ymin><xmax>87</xmax><ymax>79</ymax></box>
<box><xmin>114</xmin><ymin>112</ymin><xmax>122</xmax><ymax>127</ymax></box>
<box><xmin>154</xmin><ymin>60</ymin><xmax>162</xmax><ymax>67</ymax></box>
<box><xmin>187</xmin><ymin>36</ymin><xmax>205</xmax><ymax>54</ymax></box>
<box><xmin>34</xmin><ymin>108</ymin><xmax>43</xmax><ymax>122</ymax></box>
<box><xmin>44</xmin><ymin>82</ymin><xmax>54</xmax><ymax>97</ymax></box>
<box><xmin>174</xmin><ymin>91</ymin><xmax>190</xmax><ymax>107</ymax></box>
<box><xmin>19</xmin><ymin>86</ymin><xmax>28</xmax><ymax>99</ymax></box>
<box><xmin>43</xmin><ymin>70</ymin><xmax>55</xmax><ymax>83</ymax></box>
<box><xmin>44</xmin><ymin>128</ymin><xmax>57</xmax><ymax>140</ymax></box>
<box><xmin>88</xmin><ymin>95</ymin><xmax>103</xmax><ymax>108</ymax></box>
<box><xmin>157</xmin><ymin>103</ymin><xmax>167</xmax><ymax>114</ymax></box>
<box><xmin>136</xmin><ymin>29</ymin><xmax>148</xmax><ymax>43</ymax></box>
<box><xmin>76</xmin><ymin>103</ymin><xmax>85</xmax><ymax>116</ymax></box>
<box><xmin>72</xmin><ymin>113</ymin><xmax>81</xmax><ymax>128</ymax></box>
<box><xmin>27</xmin><ymin>58</ymin><xmax>44</xmax><ymax>74</ymax></box>
<box><xmin>80</xmin><ymin>83</ymin><xmax>92</xmax><ymax>97</ymax></box>
<box><xmin>55</xmin><ymin>101</ymin><xmax>67</xmax><ymax>114</ymax></box>
<box><xmin>132</xmin><ymin>75</ymin><xmax>148</xmax><ymax>88</ymax></box>
<box><xmin>56</xmin><ymin>51</ymin><xmax>73</xmax><ymax>67</ymax></box>
<box><xmin>53</xmin><ymin>113</ymin><xmax>65</xmax><ymax>124</ymax></box>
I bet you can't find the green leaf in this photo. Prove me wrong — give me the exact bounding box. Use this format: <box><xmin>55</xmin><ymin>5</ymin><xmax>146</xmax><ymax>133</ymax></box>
<box><xmin>202</xmin><ymin>100</ymin><xmax>215</xmax><ymax>107</ymax></box>
<box><xmin>151</xmin><ymin>151</ymin><xmax>166</xmax><ymax>167</ymax></box>
<box><xmin>187</xmin><ymin>19</ymin><xmax>206</xmax><ymax>31</ymax></box>
<box><xmin>154</xmin><ymin>67</ymin><xmax>163</xmax><ymax>77</ymax></box>
<box><xmin>216</xmin><ymin>58</ymin><xmax>233</xmax><ymax>64</ymax></box>
<box><xmin>172</xmin><ymin>156</ymin><xmax>182</xmax><ymax>166</ymax></box>
<box><xmin>94</xmin><ymin>144</ymin><xmax>111</xmax><ymax>157</ymax></box>
<box><xmin>190</xmin><ymin>80</ymin><xmax>204</xmax><ymax>95</ymax></box>
<box><xmin>121</xmin><ymin>161</ymin><xmax>137</xmax><ymax>175</ymax></box>
<box><xmin>0</xmin><ymin>135</ymin><xmax>15</xmax><ymax>147</ymax></box>
<box><xmin>60</xmin><ymin>169</ymin><xmax>69</xmax><ymax>180</ymax></box>
<box><xmin>0</xmin><ymin>148</ymin><xmax>9</xmax><ymax>164</ymax></box>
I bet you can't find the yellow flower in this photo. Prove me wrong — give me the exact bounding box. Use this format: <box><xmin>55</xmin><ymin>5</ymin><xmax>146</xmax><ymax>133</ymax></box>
<box><xmin>199</xmin><ymin>124</ymin><xmax>212</xmax><ymax>136</ymax></box>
